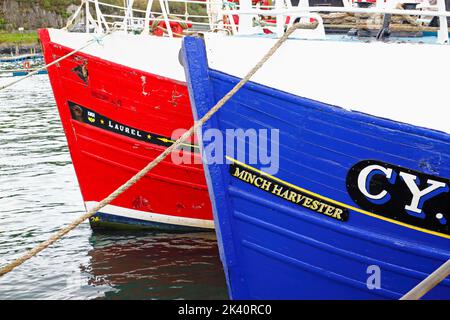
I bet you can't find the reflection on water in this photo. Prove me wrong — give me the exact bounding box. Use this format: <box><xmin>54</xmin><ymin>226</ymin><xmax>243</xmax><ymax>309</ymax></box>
<box><xmin>0</xmin><ymin>75</ymin><xmax>227</xmax><ymax>299</ymax></box>
<box><xmin>86</xmin><ymin>231</ymin><xmax>227</xmax><ymax>300</ymax></box>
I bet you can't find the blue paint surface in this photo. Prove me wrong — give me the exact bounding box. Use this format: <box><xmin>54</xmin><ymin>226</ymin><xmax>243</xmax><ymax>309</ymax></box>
<box><xmin>182</xmin><ymin>36</ymin><xmax>450</xmax><ymax>299</ymax></box>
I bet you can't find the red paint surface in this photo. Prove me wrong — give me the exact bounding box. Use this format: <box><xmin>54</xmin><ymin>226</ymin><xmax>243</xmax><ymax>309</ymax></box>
<box><xmin>38</xmin><ymin>29</ymin><xmax>213</xmax><ymax>226</ymax></box>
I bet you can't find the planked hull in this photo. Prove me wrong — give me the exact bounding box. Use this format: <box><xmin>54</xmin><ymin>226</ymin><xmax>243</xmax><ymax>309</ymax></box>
<box><xmin>183</xmin><ymin>36</ymin><xmax>450</xmax><ymax>299</ymax></box>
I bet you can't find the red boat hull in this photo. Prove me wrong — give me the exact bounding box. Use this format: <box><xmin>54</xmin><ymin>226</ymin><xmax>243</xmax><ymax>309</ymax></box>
<box><xmin>39</xmin><ymin>29</ymin><xmax>213</xmax><ymax>230</ymax></box>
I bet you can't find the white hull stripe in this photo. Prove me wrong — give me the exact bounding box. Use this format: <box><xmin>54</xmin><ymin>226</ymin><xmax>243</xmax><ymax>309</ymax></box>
<box><xmin>85</xmin><ymin>201</ymin><xmax>214</xmax><ymax>229</ymax></box>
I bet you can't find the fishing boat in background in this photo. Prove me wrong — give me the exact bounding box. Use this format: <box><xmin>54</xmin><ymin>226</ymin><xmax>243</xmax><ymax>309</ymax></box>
<box><xmin>182</xmin><ymin>1</ymin><xmax>450</xmax><ymax>298</ymax></box>
<box><xmin>0</xmin><ymin>53</ymin><xmax>46</xmax><ymax>78</ymax></box>
<box><xmin>0</xmin><ymin>69</ymin><xmax>48</xmax><ymax>78</ymax></box>
<box><xmin>0</xmin><ymin>53</ymin><xmax>43</xmax><ymax>63</ymax></box>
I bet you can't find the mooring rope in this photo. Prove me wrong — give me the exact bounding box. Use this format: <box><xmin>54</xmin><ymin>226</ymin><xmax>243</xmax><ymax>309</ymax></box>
<box><xmin>0</xmin><ymin>29</ymin><xmax>114</xmax><ymax>92</ymax></box>
<box><xmin>0</xmin><ymin>22</ymin><xmax>303</xmax><ymax>278</ymax></box>
<box><xmin>400</xmin><ymin>259</ymin><xmax>450</xmax><ymax>300</ymax></box>
<box><xmin>63</xmin><ymin>0</ymin><xmax>86</xmax><ymax>31</ymax></box>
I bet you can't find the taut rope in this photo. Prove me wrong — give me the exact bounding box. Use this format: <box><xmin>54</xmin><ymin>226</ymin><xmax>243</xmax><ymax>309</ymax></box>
<box><xmin>0</xmin><ymin>29</ymin><xmax>114</xmax><ymax>92</ymax></box>
<box><xmin>0</xmin><ymin>23</ymin><xmax>304</xmax><ymax>278</ymax></box>
<box><xmin>400</xmin><ymin>259</ymin><xmax>450</xmax><ymax>300</ymax></box>
<box><xmin>63</xmin><ymin>0</ymin><xmax>86</xmax><ymax>31</ymax></box>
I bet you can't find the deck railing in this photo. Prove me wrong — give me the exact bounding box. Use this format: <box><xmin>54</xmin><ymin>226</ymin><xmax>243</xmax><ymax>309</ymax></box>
<box><xmin>66</xmin><ymin>0</ymin><xmax>450</xmax><ymax>43</ymax></box>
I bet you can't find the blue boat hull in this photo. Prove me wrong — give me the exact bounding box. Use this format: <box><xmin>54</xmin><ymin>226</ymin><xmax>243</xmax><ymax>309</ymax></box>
<box><xmin>182</xmin><ymin>37</ymin><xmax>450</xmax><ymax>299</ymax></box>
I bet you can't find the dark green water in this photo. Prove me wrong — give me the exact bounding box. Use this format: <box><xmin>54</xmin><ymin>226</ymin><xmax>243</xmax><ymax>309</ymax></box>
<box><xmin>0</xmin><ymin>75</ymin><xmax>228</xmax><ymax>299</ymax></box>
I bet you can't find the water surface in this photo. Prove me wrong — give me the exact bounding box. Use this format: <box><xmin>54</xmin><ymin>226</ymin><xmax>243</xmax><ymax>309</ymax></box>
<box><xmin>0</xmin><ymin>75</ymin><xmax>227</xmax><ymax>299</ymax></box>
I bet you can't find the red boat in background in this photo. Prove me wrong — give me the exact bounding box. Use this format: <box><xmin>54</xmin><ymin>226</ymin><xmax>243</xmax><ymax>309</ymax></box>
<box><xmin>37</xmin><ymin>0</ymin><xmax>222</xmax><ymax>230</ymax></box>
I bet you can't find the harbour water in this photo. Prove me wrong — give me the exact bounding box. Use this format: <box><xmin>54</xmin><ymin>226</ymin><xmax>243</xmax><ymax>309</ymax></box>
<box><xmin>0</xmin><ymin>75</ymin><xmax>227</xmax><ymax>299</ymax></box>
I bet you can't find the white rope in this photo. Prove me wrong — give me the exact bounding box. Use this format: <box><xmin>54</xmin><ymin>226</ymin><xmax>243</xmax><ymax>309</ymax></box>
<box><xmin>400</xmin><ymin>259</ymin><xmax>450</xmax><ymax>300</ymax></box>
<box><xmin>64</xmin><ymin>0</ymin><xmax>86</xmax><ymax>30</ymax></box>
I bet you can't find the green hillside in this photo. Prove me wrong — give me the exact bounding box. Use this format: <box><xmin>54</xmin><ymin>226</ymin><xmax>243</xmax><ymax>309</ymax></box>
<box><xmin>0</xmin><ymin>0</ymin><xmax>204</xmax><ymax>46</ymax></box>
<box><xmin>0</xmin><ymin>32</ymin><xmax>38</xmax><ymax>44</ymax></box>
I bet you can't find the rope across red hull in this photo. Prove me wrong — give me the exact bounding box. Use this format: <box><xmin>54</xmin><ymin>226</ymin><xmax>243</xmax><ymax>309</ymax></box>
<box><xmin>39</xmin><ymin>29</ymin><xmax>213</xmax><ymax>230</ymax></box>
